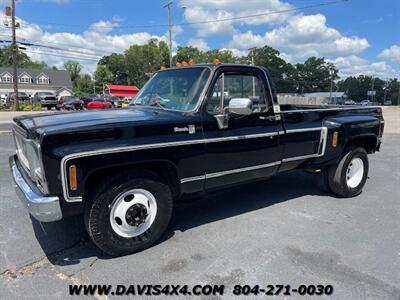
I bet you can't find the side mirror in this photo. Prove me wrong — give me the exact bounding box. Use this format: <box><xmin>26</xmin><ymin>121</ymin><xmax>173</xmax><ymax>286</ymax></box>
<box><xmin>228</xmin><ymin>98</ymin><xmax>252</xmax><ymax>115</ymax></box>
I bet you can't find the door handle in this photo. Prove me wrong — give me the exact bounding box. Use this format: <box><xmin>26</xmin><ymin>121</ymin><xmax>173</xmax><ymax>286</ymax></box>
<box><xmin>259</xmin><ymin>115</ymin><xmax>276</xmax><ymax>121</ymax></box>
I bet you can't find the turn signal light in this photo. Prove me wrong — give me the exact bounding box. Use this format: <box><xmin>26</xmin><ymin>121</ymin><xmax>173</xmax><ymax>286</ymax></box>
<box><xmin>213</xmin><ymin>58</ymin><xmax>221</xmax><ymax>65</ymax></box>
<box><xmin>69</xmin><ymin>165</ymin><xmax>77</xmax><ymax>191</ymax></box>
<box><xmin>332</xmin><ymin>132</ymin><xmax>338</xmax><ymax>147</ymax></box>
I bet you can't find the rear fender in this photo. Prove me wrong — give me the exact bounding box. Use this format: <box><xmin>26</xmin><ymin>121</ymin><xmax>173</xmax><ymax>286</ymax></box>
<box><xmin>324</xmin><ymin>115</ymin><xmax>381</xmax><ymax>159</ymax></box>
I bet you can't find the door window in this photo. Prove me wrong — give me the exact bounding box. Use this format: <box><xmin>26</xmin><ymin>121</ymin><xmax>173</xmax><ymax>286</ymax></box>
<box><xmin>207</xmin><ymin>73</ymin><xmax>267</xmax><ymax>114</ymax></box>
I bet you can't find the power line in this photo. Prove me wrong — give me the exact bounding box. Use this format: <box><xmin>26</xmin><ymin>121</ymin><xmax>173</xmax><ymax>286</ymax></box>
<box><xmin>0</xmin><ymin>34</ymin><xmax>117</xmax><ymax>56</ymax></box>
<box><xmin>23</xmin><ymin>49</ymin><xmax>100</xmax><ymax>61</ymax></box>
<box><xmin>1</xmin><ymin>36</ymin><xmax>106</xmax><ymax>59</ymax></box>
<box><xmin>0</xmin><ymin>38</ymin><xmax>103</xmax><ymax>58</ymax></box>
<box><xmin>21</xmin><ymin>0</ymin><xmax>349</xmax><ymax>29</ymax></box>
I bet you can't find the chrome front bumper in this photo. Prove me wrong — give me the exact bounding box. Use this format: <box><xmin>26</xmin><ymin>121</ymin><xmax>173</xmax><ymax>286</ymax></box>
<box><xmin>9</xmin><ymin>156</ymin><xmax>62</xmax><ymax>222</ymax></box>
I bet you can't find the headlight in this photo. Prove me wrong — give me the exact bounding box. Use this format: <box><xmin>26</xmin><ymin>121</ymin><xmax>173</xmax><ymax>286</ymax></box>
<box><xmin>14</xmin><ymin>131</ymin><xmax>48</xmax><ymax>194</ymax></box>
<box><xmin>28</xmin><ymin>141</ymin><xmax>48</xmax><ymax>194</ymax></box>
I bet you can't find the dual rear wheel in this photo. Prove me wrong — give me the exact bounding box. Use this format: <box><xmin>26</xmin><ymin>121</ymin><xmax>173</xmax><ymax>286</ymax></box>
<box><xmin>318</xmin><ymin>147</ymin><xmax>369</xmax><ymax>197</ymax></box>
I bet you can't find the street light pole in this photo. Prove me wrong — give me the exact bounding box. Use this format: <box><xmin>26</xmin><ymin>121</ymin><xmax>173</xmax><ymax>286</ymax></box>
<box><xmin>11</xmin><ymin>0</ymin><xmax>19</xmax><ymax>111</ymax></box>
<box><xmin>163</xmin><ymin>1</ymin><xmax>173</xmax><ymax>68</ymax></box>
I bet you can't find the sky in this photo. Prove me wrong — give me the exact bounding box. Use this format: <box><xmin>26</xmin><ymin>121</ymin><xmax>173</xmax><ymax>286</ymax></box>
<box><xmin>0</xmin><ymin>0</ymin><xmax>399</xmax><ymax>79</ymax></box>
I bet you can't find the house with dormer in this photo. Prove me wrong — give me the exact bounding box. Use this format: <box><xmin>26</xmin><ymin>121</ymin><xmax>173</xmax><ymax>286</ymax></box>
<box><xmin>0</xmin><ymin>67</ymin><xmax>73</xmax><ymax>98</ymax></box>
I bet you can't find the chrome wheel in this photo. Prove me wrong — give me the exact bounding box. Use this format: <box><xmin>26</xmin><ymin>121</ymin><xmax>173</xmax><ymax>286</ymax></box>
<box><xmin>109</xmin><ymin>189</ymin><xmax>157</xmax><ymax>238</ymax></box>
<box><xmin>346</xmin><ymin>157</ymin><xmax>364</xmax><ymax>188</ymax></box>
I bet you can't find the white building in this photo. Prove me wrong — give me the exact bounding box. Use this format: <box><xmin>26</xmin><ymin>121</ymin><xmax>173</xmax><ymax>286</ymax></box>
<box><xmin>277</xmin><ymin>92</ymin><xmax>347</xmax><ymax>105</ymax></box>
<box><xmin>0</xmin><ymin>67</ymin><xmax>73</xmax><ymax>98</ymax></box>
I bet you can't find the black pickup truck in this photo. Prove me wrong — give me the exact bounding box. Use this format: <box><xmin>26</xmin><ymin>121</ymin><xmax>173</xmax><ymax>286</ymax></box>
<box><xmin>9</xmin><ymin>64</ymin><xmax>384</xmax><ymax>255</ymax></box>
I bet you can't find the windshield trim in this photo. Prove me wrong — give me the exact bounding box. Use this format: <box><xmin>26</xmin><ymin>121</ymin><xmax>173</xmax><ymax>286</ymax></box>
<box><xmin>130</xmin><ymin>66</ymin><xmax>213</xmax><ymax>113</ymax></box>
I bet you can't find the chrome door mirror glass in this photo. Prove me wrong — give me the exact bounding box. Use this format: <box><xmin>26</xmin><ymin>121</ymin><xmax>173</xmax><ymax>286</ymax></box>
<box><xmin>228</xmin><ymin>98</ymin><xmax>253</xmax><ymax>115</ymax></box>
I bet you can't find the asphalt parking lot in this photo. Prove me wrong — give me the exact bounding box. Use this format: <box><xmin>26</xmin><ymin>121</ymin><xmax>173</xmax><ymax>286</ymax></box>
<box><xmin>0</xmin><ymin>110</ymin><xmax>399</xmax><ymax>299</ymax></box>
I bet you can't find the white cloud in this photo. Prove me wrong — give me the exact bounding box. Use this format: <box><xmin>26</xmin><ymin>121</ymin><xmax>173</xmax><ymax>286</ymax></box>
<box><xmin>278</xmin><ymin>52</ymin><xmax>292</xmax><ymax>63</ymax></box>
<box><xmin>183</xmin><ymin>6</ymin><xmax>235</xmax><ymax>37</ymax></box>
<box><xmin>219</xmin><ymin>48</ymin><xmax>248</xmax><ymax>58</ymax></box>
<box><xmin>378</xmin><ymin>45</ymin><xmax>400</xmax><ymax>64</ymax></box>
<box><xmin>229</xmin><ymin>14</ymin><xmax>369</xmax><ymax>58</ymax></box>
<box><xmin>181</xmin><ymin>0</ymin><xmax>293</xmax><ymax>37</ymax></box>
<box><xmin>0</xmin><ymin>15</ymin><xmax>180</xmax><ymax>72</ymax></box>
<box><xmin>188</xmin><ymin>38</ymin><xmax>209</xmax><ymax>51</ymax></box>
<box><xmin>330</xmin><ymin>55</ymin><xmax>398</xmax><ymax>78</ymax></box>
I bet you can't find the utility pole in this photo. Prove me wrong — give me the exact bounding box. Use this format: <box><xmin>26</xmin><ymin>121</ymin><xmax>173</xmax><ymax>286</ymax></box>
<box><xmin>11</xmin><ymin>0</ymin><xmax>19</xmax><ymax>111</ymax></box>
<box><xmin>329</xmin><ymin>68</ymin><xmax>334</xmax><ymax>104</ymax></box>
<box><xmin>371</xmin><ymin>76</ymin><xmax>375</xmax><ymax>102</ymax></box>
<box><xmin>249</xmin><ymin>47</ymin><xmax>256</xmax><ymax>96</ymax></box>
<box><xmin>92</xmin><ymin>73</ymin><xmax>96</xmax><ymax>94</ymax></box>
<box><xmin>163</xmin><ymin>1</ymin><xmax>173</xmax><ymax>68</ymax></box>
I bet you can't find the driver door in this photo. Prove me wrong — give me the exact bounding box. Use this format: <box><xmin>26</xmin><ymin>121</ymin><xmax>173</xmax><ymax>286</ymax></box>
<box><xmin>201</xmin><ymin>66</ymin><xmax>282</xmax><ymax>190</ymax></box>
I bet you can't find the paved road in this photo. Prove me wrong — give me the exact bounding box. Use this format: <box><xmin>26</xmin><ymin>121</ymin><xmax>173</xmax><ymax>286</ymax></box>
<box><xmin>0</xmin><ymin>133</ymin><xmax>399</xmax><ymax>299</ymax></box>
<box><xmin>0</xmin><ymin>123</ymin><xmax>12</xmax><ymax>132</ymax></box>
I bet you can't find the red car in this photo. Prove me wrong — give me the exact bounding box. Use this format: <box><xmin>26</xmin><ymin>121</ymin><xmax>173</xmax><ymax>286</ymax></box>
<box><xmin>87</xmin><ymin>98</ymin><xmax>113</xmax><ymax>110</ymax></box>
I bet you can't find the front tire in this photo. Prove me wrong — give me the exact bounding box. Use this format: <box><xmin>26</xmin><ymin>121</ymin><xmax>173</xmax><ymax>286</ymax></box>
<box><xmin>84</xmin><ymin>171</ymin><xmax>173</xmax><ymax>256</ymax></box>
<box><xmin>327</xmin><ymin>147</ymin><xmax>369</xmax><ymax>197</ymax></box>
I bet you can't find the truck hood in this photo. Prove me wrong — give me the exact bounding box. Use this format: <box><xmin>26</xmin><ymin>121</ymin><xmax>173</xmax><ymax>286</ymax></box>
<box><xmin>14</xmin><ymin>107</ymin><xmax>186</xmax><ymax>137</ymax></box>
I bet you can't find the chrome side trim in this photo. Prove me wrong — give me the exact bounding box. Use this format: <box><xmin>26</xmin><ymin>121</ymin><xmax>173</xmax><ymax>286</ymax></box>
<box><xmin>206</xmin><ymin>161</ymin><xmax>281</xmax><ymax>179</ymax></box>
<box><xmin>61</xmin><ymin>131</ymin><xmax>280</xmax><ymax>202</ymax></box>
<box><xmin>180</xmin><ymin>174</ymin><xmax>206</xmax><ymax>183</ymax></box>
<box><xmin>282</xmin><ymin>153</ymin><xmax>319</xmax><ymax>162</ymax></box>
<box><xmin>62</xmin><ymin>126</ymin><xmax>331</xmax><ymax>201</ymax></box>
<box><xmin>282</xmin><ymin>106</ymin><xmax>381</xmax><ymax>113</ymax></box>
<box><xmin>286</xmin><ymin>127</ymin><xmax>322</xmax><ymax>133</ymax></box>
<box><xmin>180</xmin><ymin>161</ymin><xmax>281</xmax><ymax>183</ymax></box>
<box><xmin>281</xmin><ymin>126</ymin><xmax>328</xmax><ymax>162</ymax></box>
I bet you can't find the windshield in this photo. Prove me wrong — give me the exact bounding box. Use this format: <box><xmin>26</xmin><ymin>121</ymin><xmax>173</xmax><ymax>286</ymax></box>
<box><xmin>130</xmin><ymin>67</ymin><xmax>211</xmax><ymax>112</ymax></box>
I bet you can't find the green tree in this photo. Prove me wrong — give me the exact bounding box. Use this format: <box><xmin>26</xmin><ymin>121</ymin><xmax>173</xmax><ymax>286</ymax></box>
<box><xmin>249</xmin><ymin>46</ymin><xmax>297</xmax><ymax>93</ymax></box>
<box><xmin>94</xmin><ymin>65</ymin><xmax>113</xmax><ymax>93</ymax></box>
<box><xmin>174</xmin><ymin>46</ymin><xmax>204</xmax><ymax>64</ymax></box>
<box><xmin>63</xmin><ymin>60</ymin><xmax>82</xmax><ymax>87</ymax></box>
<box><xmin>294</xmin><ymin>57</ymin><xmax>339</xmax><ymax>93</ymax></box>
<box><xmin>338</xmin><ymin>76</ymin><xmax>400</xmax><ymax>104</ymax></box>
<box><xmin>158</xmin><ymin>40</ymin><xmax>170</xmax><ymax>68</ymax></box>
<box><xmin>124</xmin><ymin>39</ymin><xmax>168</xmax><ymax>87</ymax></box>
<box><xmin>386</xmin><ymin>78</ymin><xmax>400</xmax><ymax>104</ymax></box>
<box><xmin>74</xmin><ymin>73</ymin><xmax>94</xmax><ymax>95</ymax></box>
<box><xmin>202</xmin><ymin>49</ymin><xmax>238</xmax><ymax>63</ymax></box>
<box><xmin>0</xmin><ymin>45</ymin><xmax>39</xmax><ymax>67</ymax></box>
<box><xmin>98</xmin><ymin>53</ymin><xmax>128</xmax><ymax>85</ymax></box>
